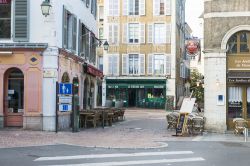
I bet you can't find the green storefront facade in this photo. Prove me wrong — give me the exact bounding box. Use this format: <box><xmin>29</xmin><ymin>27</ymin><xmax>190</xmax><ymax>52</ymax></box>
<box><xmin>106</xmin><ymin>79</ymin><xmax>166</xmax><ymax>109</ymax></box>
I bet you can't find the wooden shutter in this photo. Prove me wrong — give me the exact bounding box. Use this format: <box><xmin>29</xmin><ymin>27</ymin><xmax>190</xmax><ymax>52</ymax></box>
<box><xmin>166</xmin><ymin>54</ymin><xmax>171</xmax><ymax>75</ymax></box>
<box><xmin>123</xmin><ymin>24</ymin><xmax>127</xmax><ymax>43</ymax></box>
<box><xmin>13</xmin><ymin>0</ymin><xmax>28</xmax><ymax>41</ymax></box>
<box><xmin>123</xmin><ymin>0</ymin><xmax>128</xmax><ymax>15</ymax></box>
<box><xmin>113</xmin><ymin>54</ymin><xmax>119</xmax><ymax>75</ymax></box>
<box><xmin>140</xmin><ymin>54</ymin><xmax>145</xmax><ymax>75</ymax></box>
<box><xmin>62</xmin><ymin>6</ymin><xmax>68</xmax><ymax>48</ymax></box>
<box><xmin>78</xmin><ymin>21</ymin><xmax>82</xmax><ymax>56</ymax></box>
<box><xmin>72</xmin><ymin>16</ymin><xmax>77</xmax><ymax>52</ymax></box>
<box><xmin>147</xmin><ymin>54</ymin><xmax>153</xmax><ymax>75</ymax></box>
<box><xmin>114</xmin><ymin>24</ymin><xmax>119</xmax><ymax>44</ymax></box>
<box><xmin>153</xmin><ymin>0</ymin><xmax>160</xmax><ymax>16</ymax></box>
<box><xmin>165</xmin><ymin>0</ymin><xmax>171</xmax><ymax>15</ymax></box>
<box><xmin>166</xmin><ymin>23</ymin><xmax>171</xmax><ymax>43</ymax></box>
<box><xmin>140</xmin><ymin>23</ymin><xmax>145</xmax><ymax>44</ymax></box>
<box><xmin>108</xmin><ymin>24</ymin><xmax>113</xmax><ymax>44</ymax></box>
<box><xmin>122</xmin><ymin>54</ymin><xmax>128</xmax><ymax>75</ymax></box>
<box><xmin>147</xmin><ymin>24</ymin><xmax>153</xmax><ymax>43</ymax></box>
<box><xmin>140</xmin><ymin>0</ymin><xmax>145</xmax><ymax>15</ymax></box>
<box><xmin>108</xmin><ymin>55</ymin><xmax>113</xmax><ymax>75</ymax></box>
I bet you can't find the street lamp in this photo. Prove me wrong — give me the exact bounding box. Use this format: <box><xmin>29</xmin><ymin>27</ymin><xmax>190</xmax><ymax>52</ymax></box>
<box><xmin>41</xmin><ymin>0</ymin><xmax>52</xmax><ymax>17</ymax></box>
<box><xmin>103</xmin><ymin>41</ymin><xmax>109</xmax><ymax>51</ymax></box>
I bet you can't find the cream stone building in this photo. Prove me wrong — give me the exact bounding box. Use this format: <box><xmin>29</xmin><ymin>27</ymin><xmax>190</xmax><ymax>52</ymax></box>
<box><xmin>97</xmin><ymin>0</ymin><xmax>187</xmax><ymax>109</ymax></box>
<box><xmin>204</xmin><ymin>0</ymin><xmax>250</xmax><ymax>131</ymax></box>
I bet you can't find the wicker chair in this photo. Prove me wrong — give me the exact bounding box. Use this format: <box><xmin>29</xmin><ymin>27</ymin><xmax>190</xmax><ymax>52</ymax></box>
<box><xmin>166</xmin><ymin>112</ymin><xmax>179</xmax><ymax>129</ymax></box>
<box><xmin>85</xmin><ymin>112</ymin><xmax>100</xmax><ymax>128</ymax></box>
<box><xmin>233</xmin><ymin>118</ymin><xmax>248</xmax><ymax>135</ymax></box>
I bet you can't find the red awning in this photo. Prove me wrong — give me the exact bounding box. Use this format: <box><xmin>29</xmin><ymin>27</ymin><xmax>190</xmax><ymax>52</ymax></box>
<box><xmin>87</xmin><ymin>64</ymin><xmax>103</xmax><ymax>78</ymax></box>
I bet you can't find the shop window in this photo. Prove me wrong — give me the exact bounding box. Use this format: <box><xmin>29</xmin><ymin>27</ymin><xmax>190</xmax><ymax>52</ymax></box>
<box><xmin>62</xmin><ymin>72</ymin><xmax>70</xmax><ymax>83</ymax></box>
<box><xmin>228</xmin><ymin>87</ymin><xmax>242</xmax><ymax>118</ymax></box>
<box><xmin>227</xmin><ymin>31</ymin><xmax>250</xmax><ymax>54</ymax></box>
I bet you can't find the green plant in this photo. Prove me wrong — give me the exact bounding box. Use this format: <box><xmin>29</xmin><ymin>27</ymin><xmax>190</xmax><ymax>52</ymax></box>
<box><xmin>190</xmin><ymin>69</ymin><xmax>204</xmax><ymax>104</ymax></box>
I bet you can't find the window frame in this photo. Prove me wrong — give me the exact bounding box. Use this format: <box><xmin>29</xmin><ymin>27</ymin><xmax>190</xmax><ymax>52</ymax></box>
<box><xmin>227</xmin><ymin>31</ymin><xmax>250</xmax><ymax>55</ymax></box>
<box><xmin>0</xmin><ymin>2</ymin><xmax>11</xmax><ymax>39</ymax></box>
<box><xmin>128</xmin><ymin>23</ymin><xmax>139</xmax><ymax>44</ymax></box>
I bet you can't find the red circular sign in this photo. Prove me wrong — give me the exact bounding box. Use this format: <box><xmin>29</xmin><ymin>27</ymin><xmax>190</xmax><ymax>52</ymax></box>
<box><xmin>186</xmin><ymin>40</ymin><xmax>199</xmax><ymax>55</ymax></box>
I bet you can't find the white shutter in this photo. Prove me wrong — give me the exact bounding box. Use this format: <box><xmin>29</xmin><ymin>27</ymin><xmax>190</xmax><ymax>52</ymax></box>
<box><xmin>108</xmin><ymin>0</ymin><xmax>112</xmax><ymax>16</ymax></box>
<box><xmin>166</xmin><ymin>54</ymin><xmax>171</xmax><ymax>75</ymax></box>
<box><xmin>122</xmin><ymin>54</ymin><xmax>128</xmax><ymax>75</ymax></box>
<box><xmin>114</xmin><ymin>0</ymin><xmax>119</xmax><ymax>16</ymax></box>
<box><xmin>108</xmin><ymin>55</ymin><xmax>113</xmax><ymax>75</ymax></box>
<box><xmin>123</xmin><ymin>0</ymin><xmax>128</xmax><ymax>15</ymax></box>
<box><xmin>108</xmin><ymin>24</ymin><xmax>113</xmax><ymax>44</ymax></box>
<box><xmin>113</xmin><ymin>54</ymin><xmax>119</xmax><ymax>75</ymax></box>
<box><xmin>166</xmin><ymin>23</ymin><xmax>171</xmax><ymax>43</ymax></box>
<box><xmin>165</xmin><ymin>0</ymin><xmax>171</xmax><ymax>15</ymax></box>
<box><xmin>140</xmin><ymin>23</ymin><xmax>145</xmax><ymax>44</ymax></box>
<box><xmin>140</xmin><ymin>54</ymin><xmax>145</xmax><ymax>75</ymax></box>
<box><xmin>147</xmin><ymin>24</ymin><xmax>153</xmax><ymax>43</ymax></box>
<box><xmin>123</xmin><ymin>24</ymin><xmax>128</xmax><ymax>43</ymax></box>
<box><xmin>148</xmin><ymin>54</ymin><xmax>153</xmax><ymax>75</ymax></box>
<box><xmin>153</xmin><ymin>0</ymin><xmax>160</xmax><ymax>16</ymax></box>
<box><xmin>140</xmin><ymin>0</ymin><xmax>145</xmax><ymax>15</ymax></box>
<box><xmin>114</xmin><ymin>24</ymin><xmax>119</xmax><ymax>44</ymax></box>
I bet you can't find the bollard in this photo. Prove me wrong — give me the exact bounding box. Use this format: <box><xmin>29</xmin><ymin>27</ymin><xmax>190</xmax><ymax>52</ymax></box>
<box><xmin>244</xmin><ymin>128</ymin><xmax>248</xmax><ymax>142</ymax></box>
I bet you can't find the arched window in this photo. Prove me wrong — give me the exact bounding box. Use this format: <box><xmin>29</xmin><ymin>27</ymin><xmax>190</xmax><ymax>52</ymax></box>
<box><xmin>227</xmin><ymin>31</ymin><xmax>250</xmax><ymax>54</ymax></box>
<box><xmin>61</xmin><ymin>72</ymin><xmax>70</xmax><ymax>83</ymax></box>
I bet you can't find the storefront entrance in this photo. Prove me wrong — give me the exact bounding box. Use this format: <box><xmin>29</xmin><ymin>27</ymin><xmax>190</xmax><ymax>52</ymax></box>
<box><xmin>4</xmin><ymin>68</ymin><xmax>24</xmax><ymax>127</ymax></box>
<box><xmin>227</xmin><ymin>86</ymin><xmax>250</xmax><ymax>129</ymax></box>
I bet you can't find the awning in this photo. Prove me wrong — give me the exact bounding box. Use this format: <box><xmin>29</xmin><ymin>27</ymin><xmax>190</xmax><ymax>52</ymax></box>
<box><xmin>83</xmin><ymin>63</ymin><xmax>103</xmax><ymax>78</ymax></box>
<box><xmin>107</xmin><ymin>84</ymin><xmax>165</xmax><ymax>89</ymax></box>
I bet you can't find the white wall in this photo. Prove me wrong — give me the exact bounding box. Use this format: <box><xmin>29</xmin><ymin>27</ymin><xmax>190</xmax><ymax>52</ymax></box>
<box><xmin>30</xmin><ymin>0</ymin><xmax>97</xmax><ymax>48</ymax></box>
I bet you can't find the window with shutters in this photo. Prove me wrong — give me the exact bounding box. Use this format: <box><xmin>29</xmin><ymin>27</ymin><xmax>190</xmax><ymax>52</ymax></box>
<box><xmin>99</xmin><ymin>6</ymin><xmax>104</xmax><ymax>21</ymax></box>
<box><xmin>148</xmin><ymin>54</ymin><xmax>171</xmax><ymax>75</ymax></box>
<box><xmin>108</xmin><ymin>24</ymin><xmax>119</xmax><ymax>45</ymax></box>
<box><xmin>108</xmin><ymin>54</ymin><xmax>119</xmax><ymax>76</ymax></box>
<box><xmin>129</xmin><ymin>54</ymin><xmax>139</xmax><ymax>75</ymax></box>
<box><xmin>128</xmin><ymin>23</ymin><xmax>139</xmax><ymax>43</ymax></box>
<box><xmin>108</xmin><ymin>0</ymin><xmax>119</xmax><ymax>16</ymax></box>
<box><xmin>90</xmin><ymin>34</ymin><xmax>97</xmax><ymax>64</ymax></box>
<box><xmin>98</xmin><ymin>56</ymin><xmax>103</xmax><ymax>72</ymax></box>
<box><xmin>63</xmin><ymin>8</ymin><xmax>77</xmax><ymax>53</ymax></box>
<box><xmin>129</xmin><ymin>0</ymin><xmax>139</xmax><ymax>15</ymax></box>
<box><xmin>153</xmin><ymin>0</ymin><xmax>171</xmax><ymax>16</ymax></box>
<box><xmin>0</xmin><ymin>0</ymin><xmax>11</xmax><ymax>38</ymax></box>
<box><xmin>154</xmin><ymin>23</ymin><xmax>166</xmax><ymax>43</ymax></box>
<box><xmin>79</xmin><ymin>24</ymin><xmax>90</xmax><ymax>59</ymax></box>
<box><xmin>154</xmin><ymin>54</ymin><xmax>165</xmax><ymax>75</ymax></box>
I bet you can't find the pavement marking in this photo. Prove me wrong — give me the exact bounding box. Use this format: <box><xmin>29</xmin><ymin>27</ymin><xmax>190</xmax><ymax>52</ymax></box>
<box><xmin>42</xmin><ymin>157</ymin><xmax>205</xmax><ymax>166</ymax></box>
<box><xmin>34</xmin><ymin>151</ymin><xmax>194</xmax><ymax>161</ymax></box>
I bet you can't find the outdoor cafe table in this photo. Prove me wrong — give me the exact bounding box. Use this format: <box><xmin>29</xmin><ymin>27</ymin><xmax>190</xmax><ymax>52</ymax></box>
<box><xmin>79</xmin><ymin>111</ymin><xmax>95</xmax><ymax>128</ymax></box>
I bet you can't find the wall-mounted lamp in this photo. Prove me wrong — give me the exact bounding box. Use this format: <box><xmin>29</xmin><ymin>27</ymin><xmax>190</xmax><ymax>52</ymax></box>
<box><xmin>41</xmin><ymin>0</ymin><xmax>52</xmax><ymax>17</ymax></box>
<box><xmin>103</xmin><ymin>41</ymin><xmax>109</xmax><ymax>51</ymax></box>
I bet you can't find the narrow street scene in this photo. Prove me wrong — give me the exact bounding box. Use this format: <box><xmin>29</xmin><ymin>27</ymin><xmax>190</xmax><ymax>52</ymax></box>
<box><xmin>1</xmin><ymin>0</ymin><xmax>250</xmax><ymax>165</ymax></box>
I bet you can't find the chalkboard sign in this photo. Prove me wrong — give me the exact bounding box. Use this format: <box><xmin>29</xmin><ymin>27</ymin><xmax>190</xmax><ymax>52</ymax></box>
<box><xmin>176</xmin><ymin>113</ymin><xmax>189</xmax><ymax>135</ymax></box>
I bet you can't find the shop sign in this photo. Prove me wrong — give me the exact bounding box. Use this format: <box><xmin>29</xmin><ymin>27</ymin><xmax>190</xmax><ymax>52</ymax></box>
<box><xmin>228</xmin><ymin>56</ymin><xmax>250</xmax><ymax>70</ymax></box>
<box><xmin>0</xmin><ymin>0</ymin><xmax>11</xmax><ymax>4</ymax></box>
<box><xmin>228</xmin><ymin>78</ymin><xmax>250</xmax><ymax>83</ymax></box>
<box><xmin>43</xmin><ymin>70</ymin><xmax>57</xmax><ymax>78</ymax></box>
<box><xmin>186</xmin><ymin>39</ymin><xmax>200</xmax><ymax>56</ymax></box>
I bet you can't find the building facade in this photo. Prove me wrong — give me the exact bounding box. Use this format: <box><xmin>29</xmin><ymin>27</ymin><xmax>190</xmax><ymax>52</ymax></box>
<box><xmin>0</xmin><ymin>0</ymin><xmax>102</xmax><ymax>131</ymax></box>
<box><xmin>204</xmin><ymin>0</ymin><xmax>250</xmax><ymax>131</ymax></box>
<box><xmin>97</xmin><ymin>0</ymin><xmax>187</xmax><ymax>109</ymax></box>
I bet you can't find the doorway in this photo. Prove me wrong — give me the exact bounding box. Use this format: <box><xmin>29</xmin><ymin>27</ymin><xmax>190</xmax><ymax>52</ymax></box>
<box><xmin>227</xmin><ymin>86</ymin><xmax>250</xmax><ymax>129</ymax></box>
<box><xmin>4</xmin><ymin>68</ymin><xmax>24</xmax><ymax>127</ymax></box>
<box><xmin>128</xmin><ymin>89</ymin><xmax>136</xmax><ymax>107</ymax></box>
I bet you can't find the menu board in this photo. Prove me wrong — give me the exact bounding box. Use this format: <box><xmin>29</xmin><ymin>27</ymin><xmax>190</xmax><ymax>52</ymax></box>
<box><xmin>176</xmin><ymin>113</ymin><xmax>189</xmax><ymax>136</ymax></box>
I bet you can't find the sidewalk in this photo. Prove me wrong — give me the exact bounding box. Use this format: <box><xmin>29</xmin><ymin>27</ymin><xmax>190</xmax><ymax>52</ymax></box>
<box><xmin>0</xmin><ymin>108</ymin><xmax>249</xmax><ymax>149</ymax></box>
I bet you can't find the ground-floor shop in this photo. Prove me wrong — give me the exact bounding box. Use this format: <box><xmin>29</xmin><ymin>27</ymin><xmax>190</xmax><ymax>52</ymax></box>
<box><xmin>105</xmin><ymin>79</ymin><xmax>166</xmax><ymax>109</ymax></box>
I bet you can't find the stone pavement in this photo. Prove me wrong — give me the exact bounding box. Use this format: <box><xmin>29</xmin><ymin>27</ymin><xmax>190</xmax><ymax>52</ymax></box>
<box><xmin>0</xmin><ymin>108</ymin><xmax>249</xmax><ymax>149</ymax></box>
